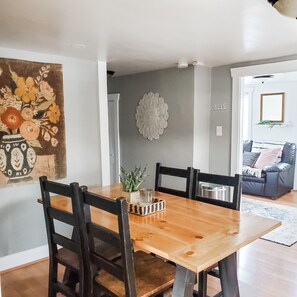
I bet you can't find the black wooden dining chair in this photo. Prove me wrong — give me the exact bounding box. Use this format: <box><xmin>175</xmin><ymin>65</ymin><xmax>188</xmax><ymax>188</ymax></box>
<box><xmin>39</xmin><ymin>176</ymin><xmax>89</xmax><ymax>297</ymax></box>
<box><xmin>191</xmin><ymin>170</ymin><xmax>242</xmax><ymax>297</ymax></box>
<box><xmin>155</xmin><ymin>162</ymin><xmax>194</xmax><ymax>198</ymax></box>
<box><xmin>80</xmin><ymin>187</ymin><xmax>176</xmax><ymax>297</ymax></box>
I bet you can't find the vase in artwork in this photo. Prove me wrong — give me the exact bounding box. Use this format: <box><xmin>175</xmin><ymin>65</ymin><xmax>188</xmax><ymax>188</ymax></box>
<box><xmin>0</xmin><ymin>134</ymin><xmax>37</xmax><ymax>183</ymax></box>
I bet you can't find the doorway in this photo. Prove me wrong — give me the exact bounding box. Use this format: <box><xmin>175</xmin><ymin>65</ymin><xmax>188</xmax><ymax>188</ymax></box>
<box><xmin>108</xmin><ymin>93</ymin><xmax>120</xmax><ymax>184</ymax></box>
<box><xmin>231</xmin><ymin>60</ymin><xmax>297</xmax><ymax>190</ymax></box>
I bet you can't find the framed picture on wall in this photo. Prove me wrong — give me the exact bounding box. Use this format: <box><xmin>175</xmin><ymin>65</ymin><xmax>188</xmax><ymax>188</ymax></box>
<box><xmin>260</xmin><ymin>92</ymin><xmax>284</xmax><ymax>123</ymax></box>
<box><xmin>0</xmin><ymin>57</ymin><xmax>66</xmax><ymax>187</ymax></box>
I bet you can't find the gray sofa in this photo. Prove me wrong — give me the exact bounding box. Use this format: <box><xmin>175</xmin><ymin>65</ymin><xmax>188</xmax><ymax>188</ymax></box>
<box><xmin>242</xmin><ymin>141</ymin><xmax>296</xmax><ymax>199</ymax></box>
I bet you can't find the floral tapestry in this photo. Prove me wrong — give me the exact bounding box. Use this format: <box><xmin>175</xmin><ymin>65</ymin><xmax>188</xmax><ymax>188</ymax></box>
<box><xmin>0</xmin><ymin>58</ymin><xmax>66</xmax><ymax>186</ymax></box>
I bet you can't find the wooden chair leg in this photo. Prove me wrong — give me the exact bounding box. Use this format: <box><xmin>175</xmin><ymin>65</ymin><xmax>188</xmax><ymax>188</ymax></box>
<box><xmin>48</xmin><ymin>260</ymin><xmax>57</xmax><ymax>297</ymax></box>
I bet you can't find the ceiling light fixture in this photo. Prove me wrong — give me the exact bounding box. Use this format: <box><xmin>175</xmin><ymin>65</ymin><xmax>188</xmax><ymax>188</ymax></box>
<box><xmin>177</xmin><ymin>61</ymin><xmax>188</xmax><ymax>69</ymax></box>
<box><xmin>192</xmin><ymin>61</ymin><xmax>204</xmax><ymax>66</ymax></box>
<box><xmin>253</xmin><ymin>74</ymin><xmax>274</xmax><ymax>79</ymax></box>
<box><xmin>253</xmin><ymin>74</ymin><xmax>274</xmax><ymax>84</ymax></box>
<box><xmin>267</xmin><ymin>0</ymin><xmax>297</xmax><ymax>19</ymax></box>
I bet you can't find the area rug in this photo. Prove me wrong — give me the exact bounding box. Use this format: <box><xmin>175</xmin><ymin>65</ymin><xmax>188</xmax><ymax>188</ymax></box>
<box><xmin>241</xmin><ymin>197</ymin><xmax>297</xmax><ymax>247</ymax></box>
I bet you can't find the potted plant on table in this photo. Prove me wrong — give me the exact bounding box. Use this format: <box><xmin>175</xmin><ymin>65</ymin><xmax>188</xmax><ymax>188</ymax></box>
<box><xmin>120</xmin><ymin>165</ymin><xmax>147</xmax><ymax>202</ymax></box>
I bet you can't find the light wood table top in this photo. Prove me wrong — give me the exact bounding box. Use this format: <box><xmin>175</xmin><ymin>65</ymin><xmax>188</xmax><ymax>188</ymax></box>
<box><xmin>47</xmin><ymin>183</ymin><xmax>281</xmax><ymax>274</ymax></box>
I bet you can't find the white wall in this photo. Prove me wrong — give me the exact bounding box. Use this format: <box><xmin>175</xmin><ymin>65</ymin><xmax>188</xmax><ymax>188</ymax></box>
<box><xmin>247</xmin><ymin>81</ymin><xmax>297</xmax><ymax>189</ymax></box>
<box><xmin>0</xmin><ymin>47</ymin><xmax>102</xmax><ymax>257</ymax></box>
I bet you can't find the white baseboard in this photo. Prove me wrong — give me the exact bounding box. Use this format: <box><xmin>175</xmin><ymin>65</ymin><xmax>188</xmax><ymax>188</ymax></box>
<box><xmin>0</xmin><ymin>245</ymin><xmax>48</xmax><ymax>273</ymax></box>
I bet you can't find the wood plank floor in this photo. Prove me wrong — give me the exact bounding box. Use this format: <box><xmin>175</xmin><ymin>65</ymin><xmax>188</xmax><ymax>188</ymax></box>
<box><xmin>1</xmin><ymin>191</ymin><xmax>297</xmax><ymax>297</ymax></box>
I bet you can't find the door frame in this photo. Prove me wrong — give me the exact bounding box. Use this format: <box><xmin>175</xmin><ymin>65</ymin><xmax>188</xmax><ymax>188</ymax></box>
<box><xmin>108</xmin><ymin>93</ymin><xmax>120</xmax><ymax>183</ymax></box>
<box><xmin>98</xmin><ymin>61</ymin><xmax>110</xmax><ymax>185</ymax></box>
<box><xmin>230</xmin><ymin>59</ymin><xmax>297</xmax><ymax>175</ymax></box>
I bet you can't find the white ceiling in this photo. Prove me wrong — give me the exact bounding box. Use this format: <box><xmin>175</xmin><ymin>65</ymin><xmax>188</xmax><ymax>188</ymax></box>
<box><xmin>1</xmin><ymin>0</ymin><xmax>297</xmax><ymax>76</ymax></box>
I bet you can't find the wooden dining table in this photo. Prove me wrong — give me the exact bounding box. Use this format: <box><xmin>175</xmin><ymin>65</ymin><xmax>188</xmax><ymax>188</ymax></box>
<box><xmin>45</xmin><ymin>183</ymin><xmax>281</xmax><ymax>297</ymax></box>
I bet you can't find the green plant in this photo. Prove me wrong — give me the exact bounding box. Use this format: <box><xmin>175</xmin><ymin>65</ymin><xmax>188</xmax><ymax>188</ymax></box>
<box><xmin>257</xmin><ymin>120</ymin><xmax>282</xmax><ymax>128</ymax></box>
<box><xmin>120</xmin><ymin>165</ymin><xmax>147</xmax><ymax>192</ymax></box>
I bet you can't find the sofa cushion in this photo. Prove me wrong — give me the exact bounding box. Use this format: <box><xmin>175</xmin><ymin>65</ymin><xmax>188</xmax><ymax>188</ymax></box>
<box><xmin>254</xmin><ymin>148</ymin><xmax>282</xmax><ymax>169</ymax></box>
<box><xmin>243</xmin><ymin>151</ymin><xmax>260</xmax><ymax>167</ymax></box>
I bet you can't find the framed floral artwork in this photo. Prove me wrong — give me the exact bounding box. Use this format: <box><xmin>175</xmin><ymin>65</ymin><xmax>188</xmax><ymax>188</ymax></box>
<box><xmin>0</xmin><ymin>58</ymin><xmax>66</xmax><ymax>186</ymax></box>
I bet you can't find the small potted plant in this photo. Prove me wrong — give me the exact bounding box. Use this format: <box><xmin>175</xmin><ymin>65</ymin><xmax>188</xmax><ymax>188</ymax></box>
<box><xmin>120</xmin><ymin>165</ymin><xmax>147</xmax><ymax>202</ymax></box>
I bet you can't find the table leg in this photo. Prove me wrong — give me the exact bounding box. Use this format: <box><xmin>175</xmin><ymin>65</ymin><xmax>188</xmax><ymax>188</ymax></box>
<box><xmin>218</xmin><ymin>253</ymin><xmax>240</xmax><ymax>297</ymax></box>
<box><xmin>172</xmin><ymin>265</ymin><xmax>196</xmax><ymax>297</ymax></box>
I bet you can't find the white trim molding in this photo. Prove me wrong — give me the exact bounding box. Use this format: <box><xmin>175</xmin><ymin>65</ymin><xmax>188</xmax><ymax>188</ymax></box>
<box><xmin>231</xmin><ymin>59</ymin><xmax>297</xmax><ymax>176</ymax></box>
<box><xmin>108</xmin><ymin>93</ymin><xmax>121</xmax><ymax>183</ymax></box>
<box><xmin>0</xmin><ymin>245</ymin><xmax>48</xmax><ymax>273</ymax></box>
<box><xmin>97</xmin><ymin>61</ymin><xmax>110</xmax><ymax>186</ymax></box>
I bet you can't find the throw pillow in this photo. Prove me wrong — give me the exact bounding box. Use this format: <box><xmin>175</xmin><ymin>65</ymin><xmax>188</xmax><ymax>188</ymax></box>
<box><xmin>254</xmin><ymin>148</ymin><xmax>282</xmax><ymax>169</ymax></box>
<box><xmin>243</xmin><ymin>152</ymin><xmax>260</xmax><ymax>167</ymax></box>
<box><xmin>251</xmin><ymin>141</ymin><xmax>285</xmax><ymax>163</ymax></box>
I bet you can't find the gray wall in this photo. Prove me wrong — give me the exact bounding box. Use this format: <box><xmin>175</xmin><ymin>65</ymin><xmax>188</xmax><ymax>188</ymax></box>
<box><xmin>108</xmin><ymin>67</ymin><xmax>195</xmax><ymax>188</ymax></box>
<box><xmin>193</xmin><ymin>66</ymin><xmax>211</xmax><ymax>172</ymax></box>
<box><xmin>210</xmin><ymin>54</ymin><xmax>297</xmax><ymax>175</ymax></box>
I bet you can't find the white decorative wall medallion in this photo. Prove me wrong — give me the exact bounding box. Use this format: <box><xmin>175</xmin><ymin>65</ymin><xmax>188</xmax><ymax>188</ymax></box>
<box><xmin>135</xmin><ymin>92</ymin><xmax>169</xmax><ymax>141</ymax></box>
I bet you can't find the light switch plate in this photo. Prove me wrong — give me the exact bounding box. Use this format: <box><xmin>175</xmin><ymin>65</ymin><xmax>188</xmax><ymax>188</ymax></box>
<box><xmin>216</xmin><ymin>126</ymin><xmax>223</xmax><ymax>136</ymax></box>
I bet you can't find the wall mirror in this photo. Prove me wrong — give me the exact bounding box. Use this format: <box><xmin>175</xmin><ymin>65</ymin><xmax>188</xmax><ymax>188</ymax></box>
<box><xmin>260</xmin><ymin>92</ymin><xmax>284</xmax><ymax>122</ymax></box>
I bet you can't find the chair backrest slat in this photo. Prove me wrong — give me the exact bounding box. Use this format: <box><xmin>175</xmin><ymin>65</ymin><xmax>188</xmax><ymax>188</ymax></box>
<box><xmin>43</xmin><ymin>180</ymin><xmax>73</xmax><ymax>197</ymax></box>
<box><xmin>192</xmin><ymin>170</ymin><xmax>242</xmax><ymax>211</ymax></box>
<box><xmin>159</xmin><ymin>166</ymin><xmax>190</xmax><ymax>178</ymax></box>
<box><xmin>87</xmin><ymin>223</ymin><xmax>121</xmax><ymax>250</ymax></box>
<box><xmin>81</xmin><ymin>189</ymin><xmax>137</xmax><ymax>296</ymax></box>
<box><xmin>155</xmin><ymin>162</ymin><xmax>194</xmax><ymax>198</ymax></box>
<box><xmin>48</xmin><ymin>208</ymin><xmax>75</xmax><ymax>225</ymax></box>
<box><xmin>85</xmin><ymin>194</ymin><xmax>118</xmax><ymax>215</ymax></box>
<box><xmin>157</xmin><ymin>187</ymin><xmax>189</xmax><ymax>198</ymax></box>
<box><xmin>52</xmin><ymin>233</ymin><xmax>78</xmax><ymax>252</ymax></box>
<box><xmin>90</xmin><ymin>253</ymin><xmax>124</xmax><ymax>281</ymax></box>
<box><xmin>197</xmin><ymin>172</ymin><xmax>239</xmax><ymax>187</ymax></box>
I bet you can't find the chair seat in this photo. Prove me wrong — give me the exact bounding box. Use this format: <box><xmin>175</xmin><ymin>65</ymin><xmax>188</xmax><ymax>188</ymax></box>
<box><xmin>95</xmin><ymin>251</ymin><xmax>175</xmax><ymax>297</ymax></box>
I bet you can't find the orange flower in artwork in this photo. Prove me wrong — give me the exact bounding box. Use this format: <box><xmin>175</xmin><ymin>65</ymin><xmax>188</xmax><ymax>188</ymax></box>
<box><xmin>47</xmin><ymin>102</ymin><xmax>61</xmax><ymax>124</ymax></box>
<box><xmin>15</xmin><ymin>77</ymin><xmax>38</xmax><ymax>103</ymax></box>
<box><xmin>20</xmin><ymin>121</ymin><xmax>40</xmax><ymax>141</ymax></box>
<box><xmin>1</xmin><ymin>107</ymin><xmax>24</xmax><ymax>130</ymax></box>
